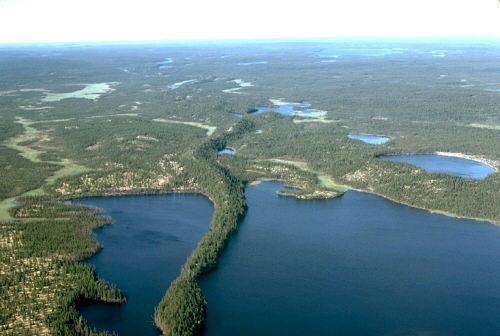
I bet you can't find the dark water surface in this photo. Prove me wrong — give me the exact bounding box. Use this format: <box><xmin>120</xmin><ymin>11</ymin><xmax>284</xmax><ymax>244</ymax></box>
<box><xmin>74</xmin><ymin>194</ymin><xmax>213</xmax><ymax>336</ymax></box>
<box><xmin>379</xmin><ymin>154</ymin><xmax>496</xmax><ymax>179</ymax></box>
<box><xmin>200</xmin><ymin>182</ymin><xmax>500</xmax><ymax>336</ymax></box>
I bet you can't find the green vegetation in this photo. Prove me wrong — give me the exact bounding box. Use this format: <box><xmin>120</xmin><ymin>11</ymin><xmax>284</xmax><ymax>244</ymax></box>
<box><xmin>1</xmin><ymin>41</ymin><xmax>499</xmax><ymax>335</ymax></box>
<box><xmin>231</xmin><ymin>118</ymin><xmax>500</xmax><ymax>223</ymax></box>
<box><xmin>1</xmin><ymin>197</ymin><xmax>123</xmax><ymax>335</ymax></box>
<box><xmin>155</xmin><ymin>119</ymin><xmax>253</xmax><ymax>335</ymax></box>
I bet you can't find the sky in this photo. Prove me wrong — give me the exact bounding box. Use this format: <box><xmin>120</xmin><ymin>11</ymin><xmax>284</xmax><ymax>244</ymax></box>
<box><xmin>0</xmin><ymin>0</ymin><xmax>499</xmax><ymax>43</ymax></box>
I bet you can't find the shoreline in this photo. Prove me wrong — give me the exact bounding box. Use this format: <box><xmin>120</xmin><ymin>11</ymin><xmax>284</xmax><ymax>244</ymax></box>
<box><xmin>434</xmin><ymin>151</ymin><xmax>499</xmax><ymax>170</ymax></box>
<box><xmin>250</xmin><ymin>178</ymin><xmax>499</xmax><ymax>226</ymax></box>
<box><xmin>265</xmin><ymin>159</ymin><xmax>499</xmax><ymax>226</ymax></box>
<box><xmin>378</xmin><ymin>151</ymin><xmax>498</xmax><ymax>170</ymax></box>
<box><xmin>350</xmin><ymin>187</ymin><xmax>500</xmax><ymax>226</ymax></box>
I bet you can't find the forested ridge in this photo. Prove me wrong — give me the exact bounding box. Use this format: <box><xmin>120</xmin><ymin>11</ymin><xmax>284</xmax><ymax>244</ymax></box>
<box><xmin>154</xmin><ymin>119</ymin><xmax>255</xmax><ymax>335</ymax></box>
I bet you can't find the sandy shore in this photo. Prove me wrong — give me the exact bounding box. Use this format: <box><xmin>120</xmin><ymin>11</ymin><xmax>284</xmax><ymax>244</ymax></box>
<box><xmin>434</xmin><ymin>151</ymin><xmax>498</xmax><ymax>170</ymax></box>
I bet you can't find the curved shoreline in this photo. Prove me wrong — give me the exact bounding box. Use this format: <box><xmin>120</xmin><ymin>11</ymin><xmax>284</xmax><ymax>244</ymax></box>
<box><xmin>252</xmin><ymin>178</ymin><xmax>499</xmax><ymax>226</ymax></box>
<box><xmin>74</xmin><ymin>190</ymin><xmax>214</xmax><ymax>335</ymax></box>
<box><xmin>434</xmin><ymin>151</ymin><xmax>498</xmax><ymax>170</ymax></box>
<box><xmin>351</xmin><ymin>187</ymin><xmax>500</xmax><ymax>226</ymax></box>
<box><xmin>266</xmin><ymin>159</ymin><xmax>499</xmax><ymax>226</ymax></box>
<box><xmin>378</xmin><ymin>151</ymin><xmax>498</xmax><ymax>171</ymax></box>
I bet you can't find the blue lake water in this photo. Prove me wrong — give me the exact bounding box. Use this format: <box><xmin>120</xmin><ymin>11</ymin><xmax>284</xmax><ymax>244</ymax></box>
<box><xmin>200</xmin><ymin>181</ymin><xmax>500</xmax><ymax>336</ymax></box>
<box><xmin>218</xmin><ymin>148</ymin><xmax>236</xmax><ymax>155</ymax></box>
<box><xmin>379</xmin><ymin>154</ymin><xmax>496</xmax><ymax>179</ymax></box>
<box><xmin>252</xmin><ymin>101</ymin><xmax>325</xmax><ymax>118</ymax></box>
<box><xmin>74</xmin><ymin>194</ymin><xmax>213</xmax><ymax>336</ymax></box>
<box><xmin>348</xmin><ymin>133</ymin><xmax>390</xmax><ymax>145</ymax></box>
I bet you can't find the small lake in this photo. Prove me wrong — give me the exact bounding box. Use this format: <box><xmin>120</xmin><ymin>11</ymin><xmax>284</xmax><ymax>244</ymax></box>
<box><xmin>218</xmin><ymin>148</ymin><xmax>236</xmax><ymax>156</ymax></box>
<box><xmin>200</xmin><ymin>181</ymin><xmax>500</xmax><ymax>336</ymax></box>
<box><xmin>348</xmin><ymin>133</ymin><xmax>390</xmax><ymax>145</ymax></box>
<box><xmin>379</xmin><ymin>154</ymin><xmax>496</xmax><ymax>179</ymax></box>
<box><xmin>74</xmin><ymin>194</ymin><xmax>213</xmax><ymax>336</ymax></box>
<box><xmin>252</xmin><ymin>100</ymin><xmax>326</xmax><ymax>118</ymax></box>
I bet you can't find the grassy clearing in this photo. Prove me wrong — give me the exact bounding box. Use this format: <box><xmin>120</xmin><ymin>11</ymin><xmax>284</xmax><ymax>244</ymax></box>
<box><xmin>153</xmin><ymin>118</ymin><xmax>217</xmax><ymax>136</ymax></box>
<box><xmin>268</xmin><ymin>159</ymin><xmax>350</xmax><ymax>192</ymax></box>
<box><xmin>0</xmin><ymin>118</ymin><xmax>89</xmax><ymax>221</ymax></box>
<box><xmin>0</xmin><ymin>197</ymin><xmax>17</xmax><ymax>221</ymax></box>
<box><xmin>293</xmin><ymin>118</ymin><xmax>341</xmax><ymax>124</ymax></box>
<box><xmin>0</xmin><ymin>160</ymin><xmax>89</xmax><ymax>222</ymax></box>
<box><xmin>468</xmin><ymin>123</ymin><xmax>500</xmax><ymax>130</ymax></box>
<box><xmin>41</xmin><ymin>82</ymin><xmax>118</xmax><ymax>102</ymax></box>
<box><xmin>4</xmin><ymin>117</ymin><xmax>46</xmax><ymax>163</ymax></box>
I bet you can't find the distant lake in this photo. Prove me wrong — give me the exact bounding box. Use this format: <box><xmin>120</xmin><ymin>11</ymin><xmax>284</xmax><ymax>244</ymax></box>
<box><xmin>157</xmin><ymin>57</ymin><xmax>173</xmax><ymax>69</ymax></box>
<box><xmin>75</xmin><ymin>194</ymin><xmax>213</xmax><ymax>336</ymax></box>
<box><xmin>236</xmin><ymin>61</ymin><xmax>268</xmax><ymax>65</ymax></box>
<box><xmin>348</xmin><ymin>133</ymin><xmax>390</xmax><ymax>145</ymax></box>
<box><xmin>318</xmin><ymin>47</ymin><xmax>407</xmax><ymax>58</ymax></box>
<box><xmin>200</xmin><ymin>181</ymin><xmax>500</xmax><ymax>336</ymax></box>
<box><xmin>379</xmin><ymin>154</ymin><xmax>496</xmax><ymax>179</ymax></box>
<box><xmin>218</xmin><ymin>147</ymin><xmax>236</xmax><ymax>155</ymax></box>
<box><xmin>252</xmin><ymin>100</ymin><xmax>326</xmax><ymax>118</ymax></box>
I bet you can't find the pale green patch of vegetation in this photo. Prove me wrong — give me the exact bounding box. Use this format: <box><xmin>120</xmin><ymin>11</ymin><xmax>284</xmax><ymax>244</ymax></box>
<box><xmin>0</xmin><ymin>118</ymin><xmax>89</xmax><ymax>221</ymax></box>
<box><xmin>0</xmin><ymin>197</ymin><xmax>17</xmax><ymax>221</ymax></box>
<box><xmin>4</xmin><ymin>117</ymin><xmax>46</xmax><ymax>163</ymax></box>
<box><xmin>85</xmin><ymin>113</ymin><xmax>140</xmax><ymax>119</ymax></box>
<box><xmin>41</xmin><ymin>82</ymin><xmax>118</xmax><ymax>102</ymax></box>
<box><xmin>167</xmin><ymin>80</ymin><xmax>197</xmax><ymax>90</ymax></box>
<box><xmin>268</xmin><ymin>159</ymin><xmax>350</xmax><ymax>192</ymax></box>
<box><xmin>19</xmin><ymin>105</ymin><xmax>54</xmax><ymax>111</ymax></box>
<box><xmin>23</xmin><ymin>160</ymin><xmax>90</xmax><ymax>198</ymax></box>
<box><xmin>153</xmin><ymin>118</ymin><xmax>216</xmax><ymax>136</ymax></box>
<box><xmin>293</xmin><ymin>118</ymin><xmax>341</xmax><ymax>124</ymax></box>
<box><xmin>468</xmin><ymin>123</ymin><xmax>500</xmax><ymax>130</ymax></box>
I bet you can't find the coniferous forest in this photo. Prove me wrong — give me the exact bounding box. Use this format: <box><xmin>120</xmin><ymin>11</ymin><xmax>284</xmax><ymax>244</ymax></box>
<box><xmin>1</xmin><ymin>41</ymin><xmax>499</xmax><ymax>335</ymax></box>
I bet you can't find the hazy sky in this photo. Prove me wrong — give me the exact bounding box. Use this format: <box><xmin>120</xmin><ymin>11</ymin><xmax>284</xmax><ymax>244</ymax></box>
<box><xmin>0</xmin><ymin>0</ymin><xmax>499</xmax><ymax>43</ymax></box>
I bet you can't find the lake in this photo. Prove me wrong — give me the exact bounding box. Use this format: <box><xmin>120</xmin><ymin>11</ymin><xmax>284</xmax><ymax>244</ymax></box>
<box><xmin>218</xmin><ymin>147</ymin><xmax>236</xmax><ymax>155</ymax></box>
<box><xmin>379</xmin><ymin>153</ymin><xmax>496</xmax><ymax>179</ymax></box>
<box><xmin>252</xmin><ymin>100</ymin><xmax>326</xmax><ymax>118</ymax></box>
<box><xmin>74</xmin><ymin>193</ymin><xmax>213</xmax><ymax>336</ymax></box>
<box><xmin>200</xmin><ymin>181</ymin><xmax>500</xmax><ymax>336</ymax></box>
<box><xmin>348</xmin><ymin>133</ymin><xmax>390</xmax><ymax>145</ymax></box>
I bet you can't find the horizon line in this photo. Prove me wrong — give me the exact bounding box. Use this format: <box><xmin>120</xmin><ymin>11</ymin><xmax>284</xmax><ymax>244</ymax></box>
<box><xmin>2</xmin><ymin>35</ymin><xmax>500</xmax><ymax>47</ymax></box>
